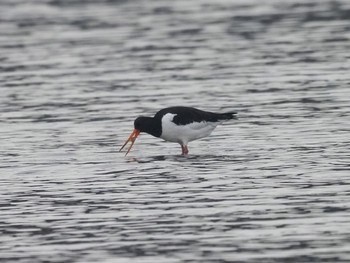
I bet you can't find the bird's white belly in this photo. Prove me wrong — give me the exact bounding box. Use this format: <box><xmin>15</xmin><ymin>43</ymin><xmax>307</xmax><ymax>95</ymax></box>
<box><xmin>160</xmin><ymin>113</ymin><xmax>218</xmax><ymax>144</ymax></box>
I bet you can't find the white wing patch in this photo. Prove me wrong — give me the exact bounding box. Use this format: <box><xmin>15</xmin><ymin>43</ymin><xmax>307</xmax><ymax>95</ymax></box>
<box><xmin>160</xmin><ymin>113</ymin><xmax>219</xmax><ymax>145</ymax></box>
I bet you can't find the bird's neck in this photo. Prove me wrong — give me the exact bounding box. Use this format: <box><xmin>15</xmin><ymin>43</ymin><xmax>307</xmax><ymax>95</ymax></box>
<box><xmin>143</xmin><ymin>117</ymin><xmax>162</xmax><ymax>138</ymax></box>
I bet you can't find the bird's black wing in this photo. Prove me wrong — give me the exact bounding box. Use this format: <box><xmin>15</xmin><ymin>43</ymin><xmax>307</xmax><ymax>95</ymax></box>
<box><xmin>154</xmin><ymin>106</ymin><xmax>237</xmax><ymax>125</ymax></box>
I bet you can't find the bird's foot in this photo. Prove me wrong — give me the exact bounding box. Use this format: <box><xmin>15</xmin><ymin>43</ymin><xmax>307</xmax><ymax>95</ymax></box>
<box><xmin>181</xmin><ymin>145</ymin><xmax>189</xmax><ymax>155</ymax></box>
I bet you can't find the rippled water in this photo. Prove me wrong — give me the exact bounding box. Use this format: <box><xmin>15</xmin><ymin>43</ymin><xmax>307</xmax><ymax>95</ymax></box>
<box><xmin>1</xmin><ymin>0</ymin><xmax>350</xmax><ymax>262</ymax></box>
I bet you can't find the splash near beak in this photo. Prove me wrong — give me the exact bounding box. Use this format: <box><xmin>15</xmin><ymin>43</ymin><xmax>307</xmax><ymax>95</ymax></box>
<box><xmin>119</xmin><ymin>129</ymin><xmax>140</xmax><ymax>156</ymax></box>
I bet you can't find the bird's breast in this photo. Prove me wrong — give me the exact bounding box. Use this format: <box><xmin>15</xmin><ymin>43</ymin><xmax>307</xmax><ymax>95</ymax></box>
<box><xmin>160</xmin><ymin>113</ymin><xmax>218</xmax><ymax>144</ymax></box>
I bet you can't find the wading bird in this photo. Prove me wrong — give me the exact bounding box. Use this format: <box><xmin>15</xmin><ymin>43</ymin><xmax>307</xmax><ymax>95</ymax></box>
<box><xmin>119</xmin><ymin>106</ymin><xmax>237</xmax><ymax>155</ymax></box>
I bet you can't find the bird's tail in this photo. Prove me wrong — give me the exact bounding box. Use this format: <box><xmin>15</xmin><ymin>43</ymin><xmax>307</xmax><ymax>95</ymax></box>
<box><xmin>219</xmin><ymin>111</ymin><xmax>238</xmax><ymax>120</ymax></box>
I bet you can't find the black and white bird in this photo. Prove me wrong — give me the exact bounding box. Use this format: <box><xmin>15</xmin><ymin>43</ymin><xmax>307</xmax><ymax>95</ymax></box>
<box><xmin>119</xmin><ymin>106</ymin><xmax>237</xmax><ymax>155</ymax></box>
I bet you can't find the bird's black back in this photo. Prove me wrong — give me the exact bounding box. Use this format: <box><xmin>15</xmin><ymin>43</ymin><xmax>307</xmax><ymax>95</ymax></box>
<box><xmin>154</xmin><ymin>106</ymin><xmax>237</xmax><ymax>125</ymax></box>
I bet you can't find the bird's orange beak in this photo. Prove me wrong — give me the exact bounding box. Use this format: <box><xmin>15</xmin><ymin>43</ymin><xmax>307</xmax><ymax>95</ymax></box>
<box><xmin>119</xmin><ymin>129</ymin><xmax>140</xmax><ymax>156</ymax></box>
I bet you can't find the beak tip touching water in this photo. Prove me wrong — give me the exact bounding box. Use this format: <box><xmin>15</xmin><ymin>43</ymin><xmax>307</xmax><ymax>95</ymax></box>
<box><xmin>119</xmin><ymin>129</ymin><xmax>140</xmax><ymax>156</ymax></box>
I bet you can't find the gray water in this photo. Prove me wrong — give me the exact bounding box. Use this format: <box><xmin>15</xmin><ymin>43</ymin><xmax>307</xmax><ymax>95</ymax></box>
<box><xmin>1</xmin><ymin>0</ymin><xmax>350</xmax><ymax>262</ymax></box>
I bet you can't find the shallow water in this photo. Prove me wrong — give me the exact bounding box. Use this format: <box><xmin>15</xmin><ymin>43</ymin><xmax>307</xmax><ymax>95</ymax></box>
<box><xmin>1</xmin><ymin>0</ymin><xmax>350</xmax><ymax>262</ymax></box>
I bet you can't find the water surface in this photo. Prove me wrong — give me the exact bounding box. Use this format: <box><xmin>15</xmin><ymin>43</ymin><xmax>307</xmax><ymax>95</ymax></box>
<box><xmin>1</xmin><ymin>0</ymin><xmax>350</xmax><ymax>262</ymax></box>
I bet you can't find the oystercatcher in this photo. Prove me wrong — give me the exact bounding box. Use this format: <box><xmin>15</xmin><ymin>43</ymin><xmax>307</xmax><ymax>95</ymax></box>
<box><xmin>119</xmin><ymin>106</ymin><xmax>237</xmax><ymax>156</ymax></box>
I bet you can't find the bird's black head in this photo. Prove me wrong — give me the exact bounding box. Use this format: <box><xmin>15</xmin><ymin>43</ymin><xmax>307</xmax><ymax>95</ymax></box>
<box><xmin>134</xmin><ymin>116</ymin><xmax>149</xmax><ymax>132</ymax></box>
<box><xmin>134</xmin><ymin>116</ymin><xmax>161</xmax><ymax>137</ymax></box>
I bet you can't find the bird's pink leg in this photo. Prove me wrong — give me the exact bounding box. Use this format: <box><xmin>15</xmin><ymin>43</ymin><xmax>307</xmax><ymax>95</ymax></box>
<box><xmin>181</xmin><ymin>145</ymin><xmax>189</xmax><ymax>155</ymax></box>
